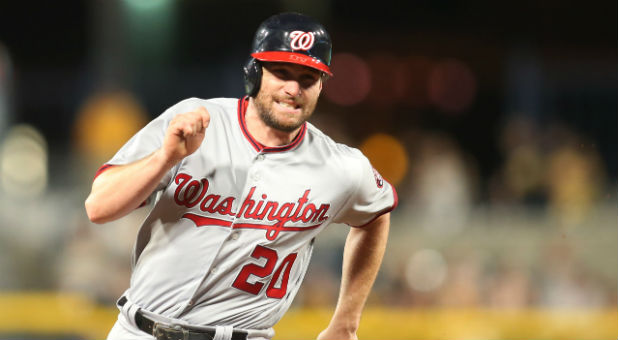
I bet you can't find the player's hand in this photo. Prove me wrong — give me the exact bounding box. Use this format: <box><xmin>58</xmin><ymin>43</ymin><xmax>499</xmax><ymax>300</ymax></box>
<box><xmin>161</xmin><ymin>106</ymin><xmax>210</xmax><ymax>165</ymax></box>
<box><xmin>316</xmin><ymin>326</ymin><xmax>358</xmax><ymax>340</ymax></box>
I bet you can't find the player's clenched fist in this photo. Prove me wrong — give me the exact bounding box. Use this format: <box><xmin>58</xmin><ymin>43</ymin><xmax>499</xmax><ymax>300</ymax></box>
<box><xmin>161</xmin><ymin>106</ymin><xmax>210</xmax><ymax>164</ymax></box>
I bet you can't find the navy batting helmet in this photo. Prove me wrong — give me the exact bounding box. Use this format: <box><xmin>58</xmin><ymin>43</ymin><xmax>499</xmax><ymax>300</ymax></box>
<box><xmin>243</xmin><ymin>12</ymin><xmax>333</xmax><ymax>96</ymax></box>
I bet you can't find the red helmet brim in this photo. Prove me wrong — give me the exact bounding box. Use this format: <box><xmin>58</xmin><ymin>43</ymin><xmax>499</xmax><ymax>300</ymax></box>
<box><xmin>252</xmin><ymin>51</ymin><xmax>333</xmax><ymax>76</ymax></box>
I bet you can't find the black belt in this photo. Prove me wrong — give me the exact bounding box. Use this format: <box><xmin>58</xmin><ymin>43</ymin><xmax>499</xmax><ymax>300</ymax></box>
<box><xmin>118</xmin><ymin>296</ymin><xmax>248</xmax><ymax>340</ymax></box>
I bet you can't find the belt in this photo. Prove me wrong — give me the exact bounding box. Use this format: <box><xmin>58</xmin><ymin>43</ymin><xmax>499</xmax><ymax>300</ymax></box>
<box><xmin>118</xmin><ymin>296</ymin><xmax>248</xmax><ymax>340</ymax></box>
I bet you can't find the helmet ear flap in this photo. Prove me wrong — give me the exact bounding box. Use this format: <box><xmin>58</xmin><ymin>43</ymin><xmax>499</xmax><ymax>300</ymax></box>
<box><xmin>243</xmin><ymin>58</ymin><xmax>262</xmax><ymax>97</ymax></box>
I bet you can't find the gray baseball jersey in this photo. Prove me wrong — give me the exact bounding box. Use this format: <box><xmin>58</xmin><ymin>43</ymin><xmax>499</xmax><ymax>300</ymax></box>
<box><xmin>98</xmin><ymin>96</ymin><xmax>398</xmax><ymax>335</ymax></box>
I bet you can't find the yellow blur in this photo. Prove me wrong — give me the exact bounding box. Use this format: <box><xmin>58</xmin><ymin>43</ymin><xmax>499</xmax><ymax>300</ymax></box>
<box><xmin>0</xmin><ymin>292</ymin><xmax>616</xmax><ymax>339</ymax></box>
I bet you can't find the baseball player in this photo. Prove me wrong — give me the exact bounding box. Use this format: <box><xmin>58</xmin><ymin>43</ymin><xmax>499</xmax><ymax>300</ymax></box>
<box><xmin>85</xmin><ymin>12</ymin><xmax>397</xmax><ymax>340</ymax></box>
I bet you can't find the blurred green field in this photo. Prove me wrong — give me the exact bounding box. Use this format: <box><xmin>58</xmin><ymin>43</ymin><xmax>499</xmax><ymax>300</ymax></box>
<box><xmin>1</xmin><ymin>292</ymin><xmax>616</xmax><ymax>340</ymax></box>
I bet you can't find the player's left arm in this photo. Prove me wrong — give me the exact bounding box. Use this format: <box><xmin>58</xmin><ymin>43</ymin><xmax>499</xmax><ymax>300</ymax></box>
<box><xmin>317</xmin><ymin>212</ymin><xmax>390</xmax><ymax>340</ymax></box>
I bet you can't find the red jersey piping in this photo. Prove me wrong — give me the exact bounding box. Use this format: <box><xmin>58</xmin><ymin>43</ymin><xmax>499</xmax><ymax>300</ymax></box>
<box><xmin>237</xmin><ymin>96</ymin><xmax>307</xmax><ymax>153</ymax></box>
<box><xmin>352</xmin><ymin>181</ymin><xmax>399</xmax><ymax>228</ymax></box>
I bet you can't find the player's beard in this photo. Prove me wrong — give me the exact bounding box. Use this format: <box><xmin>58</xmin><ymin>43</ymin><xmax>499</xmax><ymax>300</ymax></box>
<box><xmin>254</xmin><ymin>92</ymin><xmax>317</xmax><ymax>133</ymax></box>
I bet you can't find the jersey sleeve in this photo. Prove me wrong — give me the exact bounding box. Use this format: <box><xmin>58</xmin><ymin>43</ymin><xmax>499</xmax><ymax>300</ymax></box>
<box><xmin>334</xmin><ymin>153</ymin><xmax>398</xmax><ymax>227</ymax></box>
<box><xmin>95</xmin><ymin>98</ymin><xmax>206</xmax><ymax>193</ymax></box>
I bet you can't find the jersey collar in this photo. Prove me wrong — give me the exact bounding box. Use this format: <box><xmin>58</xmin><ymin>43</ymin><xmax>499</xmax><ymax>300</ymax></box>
<box><xmin>237</xmin><ymin>96</ymin><xmax>307</xmax><ymax>153</ymax></box>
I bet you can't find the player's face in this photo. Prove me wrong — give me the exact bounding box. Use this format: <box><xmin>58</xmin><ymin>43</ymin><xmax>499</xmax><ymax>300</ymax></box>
<box><xmin>254</xmin><ymin>62</ymin><xmax>322</xmax><ymax>132</ymax></box>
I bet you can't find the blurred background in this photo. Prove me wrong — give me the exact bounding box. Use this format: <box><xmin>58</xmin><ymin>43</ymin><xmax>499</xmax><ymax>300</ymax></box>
<box><xmin>0</xmin><ymin>0</ymin><xmax>616</xmax><ymax>339</ymax></box>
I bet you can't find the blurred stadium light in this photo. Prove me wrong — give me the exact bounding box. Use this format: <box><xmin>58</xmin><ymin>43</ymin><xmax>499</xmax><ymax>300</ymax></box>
<box><xmin>366</xmin><ymin>53</ymin><xmax>408</xmax><ymax>109</ymax></box>
<box><xmin>123</xmin><ymin>0</ymin><xmax>176</xmax><ymax>66</ymax></box>
<box><xmin>405</xmin><ymin>248</ymin><xmax>448</xmax><ymax>292</ymax></box>
<box><xmin>359</xmin><ymin>133</ymin><xmax>409</xmax><ymax>187</ymax></box>
<box><xmin>428</xmin><ymin>58</ymin><xmax>477</xmax><ymax>114</ymax></box>
<box><xmin>323</xmin><ymin>53</ymin><xmax>371</xmax><ymax>106</ymax></box>
<box><xmin>73</xmin><ymin>91</ymin><xmax>148</xmax><ymax>164</ymax></box>
<box><xmin>0</xmin><ymin>124</ymin><xmax>48</xmax><ymax>198</ymax></box>
<box><xmin>400</xmin><ymin>56</ymin><xmax>434</xmax><ymax>109</ymax></box>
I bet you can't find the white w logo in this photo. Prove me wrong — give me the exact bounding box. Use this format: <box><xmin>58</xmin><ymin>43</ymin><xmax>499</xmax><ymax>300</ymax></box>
<box><xmin>289</xmin><ymin>31</ymin><xmax>315</xmax><ymax>51</ymax></box>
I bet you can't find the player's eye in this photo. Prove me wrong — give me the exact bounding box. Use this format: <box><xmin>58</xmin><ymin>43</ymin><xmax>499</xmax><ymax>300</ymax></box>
<box><xmin>299</xmin><ymin>75</ymin><xmax>319</xmax><ymax>88</ymax></box>
<box><xmin>269</xmin><ymin>67</ymin><xmax>290</xmax><ymax>79</ymax></box>
<box><xmin>266</xmin><ymin>64</ymin><xmax>319</xmax><ymax>88</ymax></box>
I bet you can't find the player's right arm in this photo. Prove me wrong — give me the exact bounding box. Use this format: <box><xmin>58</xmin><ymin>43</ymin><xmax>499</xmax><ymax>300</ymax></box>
<box><xmin>85</xmin><ymin>107</ymin><xmax>210</xmax><ymax>224</ymax></box>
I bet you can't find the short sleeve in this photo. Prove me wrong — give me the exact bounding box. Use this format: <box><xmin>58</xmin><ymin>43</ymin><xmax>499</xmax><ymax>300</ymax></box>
<box><xmin>94</xmin><ymin>98</ymin><xmax>206</xmax><ymax>192</ymax></box>
<box><xmin>106</xmin><ymin>98</ymin><xmax>204</xmax><ymax>166</ymax></box>
<box><xmin>334</xmin><ymin>154</ymin><xmax>398</xmax><ymax>227</ymax></box>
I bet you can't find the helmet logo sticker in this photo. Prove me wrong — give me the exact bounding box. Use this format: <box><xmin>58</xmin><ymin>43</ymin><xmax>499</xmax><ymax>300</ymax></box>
<box><xmin>290</xmin><ymin>31</ymin><xmax>315</xmax><ymax>51</ymax></box>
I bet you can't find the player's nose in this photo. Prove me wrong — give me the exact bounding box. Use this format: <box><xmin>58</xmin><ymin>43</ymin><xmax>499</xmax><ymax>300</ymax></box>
<box><xmin>283</xmin><ymin>79</ymin><xmax>301</xmax><ymax>97</ymax></box>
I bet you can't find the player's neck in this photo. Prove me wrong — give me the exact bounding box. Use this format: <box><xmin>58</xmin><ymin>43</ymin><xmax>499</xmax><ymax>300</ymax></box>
<box><xmin>245</xmin><ymin>101</ymin><xmax>301</xmax><ymax>147</ymax></box>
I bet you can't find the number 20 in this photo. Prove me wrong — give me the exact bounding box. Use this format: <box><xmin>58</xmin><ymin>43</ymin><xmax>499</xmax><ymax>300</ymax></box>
<box><xmin>232</xmin><ymin>245</ymin><xmax>298</xmax><ymax>299</ymax></box>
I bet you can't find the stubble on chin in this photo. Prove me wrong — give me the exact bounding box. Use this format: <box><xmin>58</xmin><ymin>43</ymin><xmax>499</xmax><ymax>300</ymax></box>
<box><xmin>254</xmin><ymin>94</ymin><xmax>308</xmax><ymax>133</ymax></box>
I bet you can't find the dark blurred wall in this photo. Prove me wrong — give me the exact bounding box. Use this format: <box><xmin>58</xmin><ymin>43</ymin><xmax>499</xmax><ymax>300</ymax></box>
<box><xmin>0</xmin><ymin>0</ymin><xmax>615</xmax><ymax>187</ymax></box>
